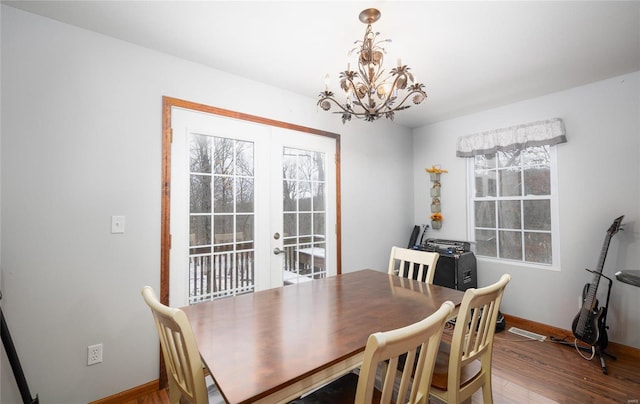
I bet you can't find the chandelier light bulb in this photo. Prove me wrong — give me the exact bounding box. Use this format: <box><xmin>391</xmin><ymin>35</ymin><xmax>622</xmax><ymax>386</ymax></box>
<box><xmin>317</xmin><ymin>8</ymin><xmax>427</xmax><ymax>123</ymax></box>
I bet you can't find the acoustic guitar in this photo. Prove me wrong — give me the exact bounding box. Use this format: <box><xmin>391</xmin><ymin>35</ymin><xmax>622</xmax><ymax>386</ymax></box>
<box><xmin>571</xmin><ymin>215</ymin><xmax>623</xmax><ymax>347</ymax></box>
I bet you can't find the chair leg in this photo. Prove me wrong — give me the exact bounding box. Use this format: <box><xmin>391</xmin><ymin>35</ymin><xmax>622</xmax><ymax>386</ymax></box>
<box><xmin>168</xmin><ymin>379</ymin><xmax>181</xmax><ymax>404</ymax></box>
<box><xmin>482</xmin><ymin>381</ymin><xmax>493</xmax><ymax>404</ymax></box>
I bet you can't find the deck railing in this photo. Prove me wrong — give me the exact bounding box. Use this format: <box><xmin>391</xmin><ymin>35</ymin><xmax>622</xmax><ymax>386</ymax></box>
<box><xmin>189</xmin><ymin>242</ymin><xmax>326</xmax><ymax>303</ymax></box>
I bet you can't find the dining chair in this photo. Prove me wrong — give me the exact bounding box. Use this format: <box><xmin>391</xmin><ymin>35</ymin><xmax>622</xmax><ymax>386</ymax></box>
<box><xmin>388</xmin><ymin>246</ymin><xmax>439</xmax><ymax>284</ymax></box>
<box><xmin>141</xmin><ymin>286</ymin><xmax>211</xmax><ymax>404</ymax></box>
<box><xmin>429</xmin><ymin>274</ymin><xmax>511</xmax><ymax>404</ymax></box>
<box><xmin>290</xmin><ymin>300</ymin><xmax>455</xmax><ymax>404</ymax></box>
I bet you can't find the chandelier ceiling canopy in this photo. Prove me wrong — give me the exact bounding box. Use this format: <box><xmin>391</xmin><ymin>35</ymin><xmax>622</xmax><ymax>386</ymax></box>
<box><xmin>318</xmin><ymin>8</ymin><xmax>427</xmax><ymax>124</ymax></box>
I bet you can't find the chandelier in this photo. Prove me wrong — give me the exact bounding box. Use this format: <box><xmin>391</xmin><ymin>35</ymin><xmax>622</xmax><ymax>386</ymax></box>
<box><xmin>318</xmin><ymin>8</ymin><xmax>427</xmax><ymax>123</ymax></box>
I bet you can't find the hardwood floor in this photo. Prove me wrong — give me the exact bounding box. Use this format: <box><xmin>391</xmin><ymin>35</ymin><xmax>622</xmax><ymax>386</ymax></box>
<box><xmin>125</xmin><ymin>315</ymin><xmax>640</xmax><ymax>403</ymax></box>
<box><xmin>467</xmin><ymin>316</ymin><xmax>640</xmax><ymax>403</ymax></box>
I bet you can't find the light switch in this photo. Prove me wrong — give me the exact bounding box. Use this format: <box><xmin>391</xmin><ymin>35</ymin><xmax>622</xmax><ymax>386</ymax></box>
<box><xmin>111</xmin><ymin>216</ymin><xmax>125</xmax><ymax>234</ymax></box>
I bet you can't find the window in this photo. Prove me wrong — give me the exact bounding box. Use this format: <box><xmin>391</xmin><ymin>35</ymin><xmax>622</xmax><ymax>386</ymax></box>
<box><xmin>469</xmin><ymin>145</ymin><xmax>558</xmax><ymax>267</ymax></box>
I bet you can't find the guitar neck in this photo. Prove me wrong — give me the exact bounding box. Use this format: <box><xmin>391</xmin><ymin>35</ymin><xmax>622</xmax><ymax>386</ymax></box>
<box><xmin>594</xmin><ymin>235</ymin><xmax>612</xmax><ymax>277</ymax></box>
<box><xmin>585</xmin><ymin>231</ymin><xmax>615</xmax><ymax>309</ymax></box>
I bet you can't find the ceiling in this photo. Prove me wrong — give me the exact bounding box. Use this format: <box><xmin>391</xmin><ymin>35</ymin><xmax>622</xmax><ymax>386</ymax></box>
<box><xmin>4</xmin><ymin>1</ymin><xmax>640</xmax><ymax>128</ymax></box>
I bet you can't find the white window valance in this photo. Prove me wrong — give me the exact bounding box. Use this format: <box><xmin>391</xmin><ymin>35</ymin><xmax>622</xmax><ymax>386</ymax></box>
<box><xmin>456</xmin><ymin>118</ymin><xmax>567</xmax><ymax>157</ymax></box>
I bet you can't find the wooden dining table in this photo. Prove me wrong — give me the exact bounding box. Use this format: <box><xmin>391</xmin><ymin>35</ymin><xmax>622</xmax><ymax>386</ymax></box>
<box><xmin>181</xmin><ymin>269</ymin><xmax>465</xmax><ymax>404</ymax></box>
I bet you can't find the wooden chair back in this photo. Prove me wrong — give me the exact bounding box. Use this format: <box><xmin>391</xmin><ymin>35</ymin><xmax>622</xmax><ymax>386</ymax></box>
<box><xmin>141</xmin><ymin>286</ymin><xmax>208</xmax><ymax>404</ymax></box>
<box><xmin>356</xmin><ymin>301</ymin><xmax>455</xmax><ymax>404</ymax></box>
<box><xmin>388</xmin><ymin>246</ymin><xmax>439</xmax><ymax>284</ymax></box>
<box><xmin>430</xmin><ymin>274</ymin><xmax>511</xmax><ymax>403</ymax></box>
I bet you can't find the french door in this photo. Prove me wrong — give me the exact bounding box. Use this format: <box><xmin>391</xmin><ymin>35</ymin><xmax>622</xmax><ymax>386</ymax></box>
<box><xmin>168</xmin><ymin>105</ymin><xmax>337</xmax><ymax>307</ymax></box>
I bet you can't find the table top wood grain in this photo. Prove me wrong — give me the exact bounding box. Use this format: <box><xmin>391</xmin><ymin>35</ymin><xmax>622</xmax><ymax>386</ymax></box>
<box><xmin>181</xmin><ymin>269</ymin><xmax>464</xmax><ymax>403</ymax></box>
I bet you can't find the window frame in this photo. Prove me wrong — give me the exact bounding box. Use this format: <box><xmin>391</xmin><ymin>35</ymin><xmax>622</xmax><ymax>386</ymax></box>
<box><xmin>466</xmin><ymin>145</ymin><xmax>561</xmax><ymax>271</ymax></box>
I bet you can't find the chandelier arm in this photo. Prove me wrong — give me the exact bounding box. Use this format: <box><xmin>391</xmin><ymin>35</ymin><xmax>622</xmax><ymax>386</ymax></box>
<box><xmin>390</xmin><ymin>87</ymin><xmax>427</xmax><ymax>110</ymax></box>
<box><xmin>369</xmin><ymin>86</ymin><xmax>426</xmax><ymax>116</ymax></box>
<box><xmin>317</xmin><ymin>95</ymin><xmax>350</xmax><ymax>114</ymax></box>
<box><xmin>318</xmin><ymin>93</ymin><xmax>373</xmax><ymax>118</ymax></box>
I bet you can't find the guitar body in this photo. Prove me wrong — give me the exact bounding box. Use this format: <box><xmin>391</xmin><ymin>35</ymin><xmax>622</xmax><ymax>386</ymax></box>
<box><xmin>571</xmin><ymin>284</ymin><xmax>605</xmax><ymax>346</ymax></box>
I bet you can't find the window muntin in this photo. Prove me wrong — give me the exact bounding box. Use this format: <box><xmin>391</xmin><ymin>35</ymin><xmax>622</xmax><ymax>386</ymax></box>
<box><xmin>470</xmin><ymin>145</ymin><xmax>557</xmax><ymax>267</ymax></box>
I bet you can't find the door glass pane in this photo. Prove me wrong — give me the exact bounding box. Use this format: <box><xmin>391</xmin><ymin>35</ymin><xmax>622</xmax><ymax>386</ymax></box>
<box><xmin>313</xmin><ymin>182</ymin><xmax>325</xmax><ymax>211</ymax></box>
<box><xmin>313</xmin><ymin>213</ymin><xmax>325</xmax><ymax>237</ymax></box>
<box><xmin>299</xmin><ymin>213</ymin><xmax>312</xmax><ymax>236</ymax></box>
<box><xmin>283</xmin><ymin>180</ymin><xmax>296</xmax><ymax>211</ymax></box>
<box><xmin>214</xmin><ymin>176</ymin><xmax>233</xmax><ymax>213</ymax></box>
<box><xmin>190</xmin><ymin>215</ymin><xmax>211</xmax><ymax>247</ymax></box>
<box><xmin>190</xmin><ymin>175</ymin><xmax>211</xmax><ymax>213</ymax></box>
<box><xmin>313</xmin><ymin>152</ymin><xmax>326</xmax><ymax>181</ymax></box>
<box><xmin>190</xmin><ymin>134</ymin><xmax>255</xmax><ymax>303</ymax></box>
<box><xmin>236</xmin><ymin>177</ymin><xmax>254</xmax><ymax>212</ymax></box>
<box><xmin>283</xmin><ymin>212</ymin><xmax>297</xmax><ymax>236</ymax></box>
<box><xmin>235</xmin><ymin>141</ymin><xmax>254</xmax><ymax>176</ymax></box>
<box><xmin>282</xmin><ymin>147</ymin><xmax>327</xmax><ymax>284</ymax></box>
<box><xmin>298</xmin><ymin>181</ymin><xmax>312</xmax><ymax>211</ymax></box>
<box><xmin>213</xmin><ymin>137</ymin><xmax>234</xmax><ymax>175</ymax></box>
<box><xmin>190</xmin><ymin>134</ymin><xmax>212</xmax><ymax>173</ymax></box>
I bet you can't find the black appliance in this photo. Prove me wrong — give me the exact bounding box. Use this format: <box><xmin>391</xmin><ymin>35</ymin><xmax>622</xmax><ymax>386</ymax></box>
<box><xmin>415</xmin><ymin>238</ymin><xmax>477</xmax><ymax>291</ymax></box>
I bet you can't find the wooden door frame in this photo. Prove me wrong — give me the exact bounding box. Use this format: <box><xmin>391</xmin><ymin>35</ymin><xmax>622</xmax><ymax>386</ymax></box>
<box><xmin>159</xmin><ymin>96</ymin><xmax>342</xmax><ymax>385</ymax></box>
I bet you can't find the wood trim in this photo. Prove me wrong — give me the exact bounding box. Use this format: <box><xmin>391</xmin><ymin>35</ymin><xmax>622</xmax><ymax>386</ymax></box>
<box><xmin>503</xmin><ymin>313</ymin><xmax>640</xmax><ymax>360</ymax></box>
<box><xmin>162</xmin><ymin>97</ymin><xmax>341</xmax><ymax>139</ymax></box>
<box><xmin>89</xmin><ymin>380</ymin><xmax>159</xmax><ymax>404</ymax></box>
<box><xmin>160</xmin><ymin>97</ymin><xmax>172</xmax><ymax>307</ymax></box>
<box><xmin>334</xmin><ymin>138</ymin><xmax>342</xmax><ymax>275</ymax></box>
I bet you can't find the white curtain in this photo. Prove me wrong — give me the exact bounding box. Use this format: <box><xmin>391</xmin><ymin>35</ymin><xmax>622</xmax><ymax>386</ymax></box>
<box><xmin>456</xmin><ymin>118</ymin><xmax>567</xmax><ymax>157</ymax></box>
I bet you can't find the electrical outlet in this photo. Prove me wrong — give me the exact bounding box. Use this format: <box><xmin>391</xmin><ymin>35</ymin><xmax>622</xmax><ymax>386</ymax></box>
<box><xmin>88</xmin><ymin>343</ymin><xmax>103</xmax><ymax>366</ymax></box>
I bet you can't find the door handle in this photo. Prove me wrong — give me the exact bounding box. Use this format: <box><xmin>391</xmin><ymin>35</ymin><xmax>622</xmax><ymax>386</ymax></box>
<box><xmin>273</xmin><ymin>247</ymin><xmax>284</xmax><ymax>255</ymax></box>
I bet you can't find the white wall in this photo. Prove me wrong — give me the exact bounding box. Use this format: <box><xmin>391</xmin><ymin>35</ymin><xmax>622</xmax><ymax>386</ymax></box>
<box><xmin>413</xmin><ymin>71</ymin><xmax>640</xmax><ymax>349</ymax></box>
<box><xmin>0</xmin><ymin>6</ymin><xmax>413</xmax><ymax>403</ymax></box>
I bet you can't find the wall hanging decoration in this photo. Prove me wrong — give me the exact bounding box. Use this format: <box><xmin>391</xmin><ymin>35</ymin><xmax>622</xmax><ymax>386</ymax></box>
<box><xmin>426</xmin><ymin>165</ymin><xmax>447</xmax><ymax>230</ymax></box>
<box><xmin>430</xmin><ymin>213</ymin><xmax>443</xmax><ymax>229</ymax></box>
